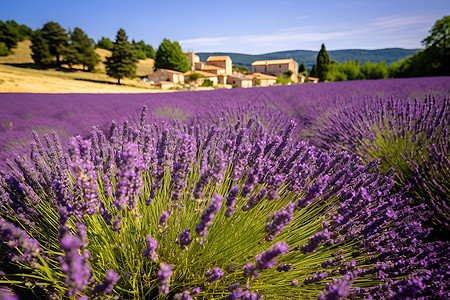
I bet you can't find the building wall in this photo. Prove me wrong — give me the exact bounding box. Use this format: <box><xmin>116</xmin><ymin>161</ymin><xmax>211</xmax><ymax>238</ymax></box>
<box><xmin>252</xmin><ymin>60</ymin><xmax>299</xmax><ymax>82</ymax></box>
<box><xmin>227</xmin><ymin>76</ymin><xmax>252</xmax><ymax>88</ymax></box>
<box><xmin>208</xmin><ymin>58</ymin><xmax>232</xmax><ymax>74</ymax></box>
<box><xmin>147</xmin><ymin>70</ymin><xmax>184</xmax><ymax>84</ymax></box>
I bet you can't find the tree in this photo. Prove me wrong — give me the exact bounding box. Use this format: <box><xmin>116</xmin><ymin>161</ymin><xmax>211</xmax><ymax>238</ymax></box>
<box><xmin>5</xmin><ymin>20</ymin><xmax>33</xmax><ymax>41</ymax></box>
<box><xmin>97</xmin><ymin>37</ymin><xmax>114</xmax><ymax>50</ymax></box>
<box><xmin>421</xmin><ymin>15</ymin><xmax>449</xmax><ymax>75</ymax></box>
<box><xmin>39</xmin><ymin>22</ymin><xmax>69</xmax><ymax>65</ymax></box>
<box><xmin>105</xmin><ymin>28</ymin><xmax>138</xmax><ymax>84</ymax></box>
<box><xmin>155</xmin><ymin>38</ymin><xmax>190</xmax><ymax>73</ymax></box>
<box><xmin>30</xmin><ymin>30</ymin><xmax>53</xmax><ymax>67</ymax></box>
<box><xmin>309</xmin><ymin>63</ymin><xmax>317</xmax><ymax>77</ymax></box>
<box><xmin>317</xmin><ymin>43</ymin><xmax>331</xmax><ymax>81</ymax></box>
<box><xmin>133</xmin><ymin>40</ymin><xmax>156</xmax><ymax>60</ymax></box>
<box><xmin>0</xmin><ymin>20</ymin><xmax>20</xmax><ymax>55</ymax></box>
<box><xmin>65</xmin><ymin>27</ymin><xmax>99</xmax><ymax>71</ymax></box>
<box><xmin>298</xmin><ymin>63</ymin><xmax>306</xmax><ymax>73</ymax></box>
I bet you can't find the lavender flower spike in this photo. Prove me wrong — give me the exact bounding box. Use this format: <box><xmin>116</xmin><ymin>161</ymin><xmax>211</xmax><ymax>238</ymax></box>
<box><xmin>255</xmin><ymin>241</ymin><xmax>289</xmax><ymax>271</ymax></box>
<box><xmin>159</xmin><ymin>211</ymin><xmax>170</xmax><ymax>226</ymax></box>
<box><xmin>318</xmin><ymin>271</ymin><xmax>356</xmax><ymax>300</ymax></box>
<box><xmin>91</xmin><ymin>269</ymin><xmax>119</xmax><ymax>297</ymax></box>
<box><xmin>265</xmin><ymin>202</ymin><xmax>295</xmax><ymax>241</ymax></box>
<box><xmin>158</xmin><ymin>262</ymin><xmax>173</xmax><ymax>296</ymax></box>
<box><xmin>195</xmin><ymin>193</ymin><xmax>223</xmax><ymax>236</ymax></box>
<box><xmin>174</xmin><ymin>290</ymin><xmax>193</xmax><ymax>300</ymax></box>
<box><xmin>206</xmin><ymin>267</ymin><xmax>224</xmax><ymax>282</ymax></box>
<box><xmin>143</xmin><ymin>235</ymin><xmax>158</xmax><ymax>261</ymax></box>
<box><xmin>179</xmin><ymin>229</ymin><xmax>192</xmax><ymax>249</ymax></box>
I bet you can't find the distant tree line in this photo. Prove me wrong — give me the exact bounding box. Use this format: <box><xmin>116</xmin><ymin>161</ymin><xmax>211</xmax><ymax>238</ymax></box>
<box><xmin>0</xmin><ymin>20</ymin><xmax>32</xmax><ymax>55</ymax></box>
<box><xmin>306</xmin><ymin>15</ymin><xmax>449</xmax><ymax>82</ymax></box>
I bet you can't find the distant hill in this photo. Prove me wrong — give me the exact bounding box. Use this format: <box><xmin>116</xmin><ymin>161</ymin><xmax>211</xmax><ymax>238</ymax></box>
<box><xmin>197</xmin><ymin>48</ymin><xmax>420</xmax><ymax>71</ymax></box>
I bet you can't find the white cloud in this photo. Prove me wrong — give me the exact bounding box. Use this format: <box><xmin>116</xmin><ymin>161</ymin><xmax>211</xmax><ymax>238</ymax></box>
<box><xmin>179</xmin><ymin>36</ymin><xmax>233</xmax><ymax>47</ymax></box>
<box><xmin>370</xmin><ymin>15</ymin><xmax>436</xmax><ymax>29</ymax></box>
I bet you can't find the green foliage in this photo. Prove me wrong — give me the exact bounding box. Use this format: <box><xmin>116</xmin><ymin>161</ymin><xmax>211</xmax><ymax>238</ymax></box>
<box><xmin>185</xmin><ymin>72</ymin><xmax>204</xmax><ymax>83</ymax></box>
<box><xmin>309</xmin><ymin>64</ymin><xmax>317</xmax><ymax>77</ymax></box>
<box><xmin>132</xmin><ymin>40</ymin><xmax>156</xmax><ymax>60</ymax></box>
<box><xmin>65</xmin><ymin>28</ymin><xmax>99</xmax><ymax>71</ymax></box>
<box><xmin>360</xmin><ymin>61</ymin><xmax>388</xmax><ymax>79</ymax></box>
<box><xmin>298</xmin><ymin>63</ymin><xmax>306</xmax><ymax>73</ymax></box>
<box><xmin>30</xmin><ymin>30</ymin><xmax>54</xmax><ymax>67</ymax></box>
<box><xmin>316</xmin><ymin>44</ymin><xmax>330</xmax><ymax>82</ymax></box>
<box><xmin>389</xmin><ymin>15</ymin><xmax>449</xmax><ymax>77</ymax></box>
<box><xmin>276</xmin><ymin>75</ymin><xmax>291</xmax><ymax>85</ymax></box>
<box><xmin>0</xmin><ymin>42</ymin><xmax>9</xmax><ymax>56</ymax></box>
<box><xmin>97</xmin><ymin>37</ymin><xmax>114</xmax><ymax>51</ymax></box>
<box><xmin>283</xmin><ymin>70</ymin><xmax>293</xmax><ymax>77</ymax></box>
<box><xmin>5</xmin><ymin>20</ymin><xmax>33</xmax><ymax>41</ymax></box>
<box><xmin>39</xmin><ymin>22</ymin><xmax>69</xmax><ymax>65</ymax></box>
<box><xmin>0</xmin><ymin>20</ymin><xmax>20</xmax><ymax>54</ymax></box>
<box><xmin>155</xmin><ymin>39</ymin><xmax>190</xmax><ymax>73</ymax></box>
<box><xmin>105</xmin><ymin>29</ymin><xmax>138</xmax><ymax>85</ymax></box>
<box><xmin>232</xmin><ymin>64</ymin><xmax>249</xmax><ymax>74</ymax></box>
<box><xmin>202</xmin><ymin>78</ymin><xmax>214</xmax><ymax>87</ymax></box>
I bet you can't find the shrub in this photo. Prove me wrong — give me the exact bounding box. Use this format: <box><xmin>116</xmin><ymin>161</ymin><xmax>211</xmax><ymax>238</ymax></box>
<box><xmin>0</xmin><ymin>107</ymin><xmax>448</xmax><ymax>299</ymax></box>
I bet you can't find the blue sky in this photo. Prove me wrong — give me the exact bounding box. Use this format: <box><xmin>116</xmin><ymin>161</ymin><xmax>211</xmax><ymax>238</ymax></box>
<box><xmin>1</xmin><ymin>0</ymin><xmax>448</xmax><ymax>54</ymax></box>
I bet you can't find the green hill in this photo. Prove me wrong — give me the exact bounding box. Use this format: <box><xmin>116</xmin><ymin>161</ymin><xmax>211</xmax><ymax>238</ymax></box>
<box><xmin>197</xmin><ymin>48</ymin><xmax>420</xmax><ymax>71</ymax></box>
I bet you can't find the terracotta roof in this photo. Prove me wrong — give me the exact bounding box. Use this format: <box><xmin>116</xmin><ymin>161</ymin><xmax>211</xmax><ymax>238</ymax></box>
<box><xmin>251</xmin><ymin>59</ymin><xmax>295</xmax><ymax>66</ymax></box>
<box><xmin>247</xmin><ymin>72</ymin><xmax>277</xmax><ymax>80</ymax></box>
<box><xmin>207</xmin><ymin>56</ymin><xmax>231</xmax><ymax>61</ymax></box>
<box><xmin>229</xmin><ymin>75</ymin><xmax>251</xmax><ymax>81</ymax></box>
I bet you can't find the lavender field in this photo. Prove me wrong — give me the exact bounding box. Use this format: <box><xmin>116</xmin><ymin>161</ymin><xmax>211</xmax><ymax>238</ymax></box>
<box><xmin>0</xmin><ymin>76</ymin><xmax>449</xmax><ymax>299</ymax></box>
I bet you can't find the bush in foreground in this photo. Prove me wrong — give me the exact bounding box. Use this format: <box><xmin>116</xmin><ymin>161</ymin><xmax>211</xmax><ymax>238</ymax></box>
<box><xmin>0</xmin><ymin>107</ymin><xmax>448</xmax><ymax>299</ymax></box>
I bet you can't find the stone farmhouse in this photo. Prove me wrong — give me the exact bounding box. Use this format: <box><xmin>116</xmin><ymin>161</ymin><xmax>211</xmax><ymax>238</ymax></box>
<box><xmin>251</xmin><ymin>59</ymin><xmax>299</xmax><ymax>83</ymax></box>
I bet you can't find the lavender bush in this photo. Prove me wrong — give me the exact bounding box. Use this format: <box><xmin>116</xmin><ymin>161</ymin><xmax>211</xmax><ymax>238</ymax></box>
<box><xmin>0</xmin><ymin>105</ymin><xmax>448</xmax><ymax>299</ymax></box>
<box><xmin>313</xmin><ymin>95</ymin><xmax>449</xmax><ymax>235</ymax></box>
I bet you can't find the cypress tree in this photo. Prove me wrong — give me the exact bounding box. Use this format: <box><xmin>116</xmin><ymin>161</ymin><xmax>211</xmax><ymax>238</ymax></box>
<box><xmin>310</xmin><ymin>63</ymin><xmax>318</xmax><ymax>77</ymax></box>
<box><xmin>317</xmin><ymin>43</ymin><xmax>331</xmax><ymax>81</ymax></box>
<box><xmin>105</xmin><ymin>28</ymin><xmax>138</xmax><ymax>85</ymax></box>
<box><xmin>298</xmin><ymin>63</ymin><xmax>306</xmax><ymax>73</ymax></box>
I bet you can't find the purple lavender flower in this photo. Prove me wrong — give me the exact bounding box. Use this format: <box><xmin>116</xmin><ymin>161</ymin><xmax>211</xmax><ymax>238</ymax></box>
<box><xmin>243</xmin><ymin>263</ymin><xmax>260</xmax><ymax>278</ymax></box>
<box><xmin>158</xmin><ymin>262</ymin><xmax>173</xmax><ymax>296</ymax></box>
<box><xmin>174</xmin><ymin>290</ymin><xmax>193</xmax><ymax>300</ymax></box>
<box><xmin>58</xmin><ymin>232</ymin><xmax>91</xmax><ymax>297</ymax></box>
<box><xmin>112</xmin><ymin>215</ymin><xmax>121</xmax><ymax>231</ymax></box>
<box><xmin>301</xmin><ymin>230</ymin><xmax>330</xmax><ymax>254</ymax></box>
<box><xmin>91</xmin><ymin>269</ymin><xmax>119</xmax><ymax>297</ymax></box>
<box><xmin>0</xmin><ymin>217</ymin><xmax>41</xmax><ymax>262</ymax></box>
<box><xmin>191</xmin><ymin>287</ymin><xmax>201</xmax><ymax>295</ymax></box>
<box><xmin>229</xmin><ymin>283</ymin><xmax>241</xmax><ymax>291</ymax></box>
<box><xmin>179</xmin><ymin>229</ymin><xmax>192</xmax><ymax>249</ymax></box>
<box><xmin>304</xmin><ymin>272</ymin><xmax>328</xmax><ymax>284</ymax></box>
<box><xmin>318</xmin><ymin>271</ymin><xmax>356</xmax><ymax>300</ymax></box>
<box><xmin>225</xmin><ymin>185</ymin><xmax>239</xmax><ymax>217</ymax></box>
<box><xmin>277</xmin><ymin>263</ymin><xmax>293</xmax><ymax>272</ymax></box>
<box><xmin>265</xmin><ymin>202</ymin><xmax>295</xmax><ymax>241</ymax></box>
<box><xmin>205</xmin><ymin>267</ymin><xmax>224</xmax><ymax>282</ymax></box>
<box><xmin>255</xmin><ymin>241</ymin><xmax>289</xmax><ymax>271</ymax></box>
<box><xmin>195</xmin><ymin>193</ymin><xmax>223</xmax><ymax>236</ymax></box>
<box><xmin>143</xmin><ymin>235</ymin><xmax>158</xmax><ymax>261</ymax></box>
<box><xmin>159</xmin><ymin>211</ymin><xmax>170</xmax><ymax>226</ymax></box>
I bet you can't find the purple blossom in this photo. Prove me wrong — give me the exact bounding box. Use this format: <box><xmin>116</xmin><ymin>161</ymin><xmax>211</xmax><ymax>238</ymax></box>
<box><xmin>243</xmin><ymin>263</ymin><xmax>260</xmax><ymax>278</ymax></box>
<box><xmin>0</xmin><ymin>217</ymin><xmax>41</xmax><ymax>262</ymax></box>
<box><xmin>143</xmin><ymin>235</ymin><xmax>158</xmax><ymax>261</ymax></box>
<box><xmin>174</xmin><ymin>290</ymin><xmax>193</xmax><ymax>300</ymax></box>
<box><xmin>195</xmin><ymin>193</ymin><xmax>223</xmax><ymax>236</ymax></box>
<box><xmin>255</xmin><ymin>241</ymin><xmax>289</xmax><ymax>270</ymax></box>
<box><xmin>58</xmin><ymin>232</ymin><xmax>91</xmax><ymax>297</ymax></box>
<box><xmin>205</xmin><ymin>267</ymin><xmax>224</xmax><ymax>282</ymax></box>
<box><xmin>191</xmin><ymin>287</ymin><xmax>201</xmax><ymax>295</ymax></box>
<box><xmin>159</xmin><ymin>211</ymin><xmax>170</xmax><ymax>226</ymax></box>
<box><xmin>179</xmin><ymin>229</ymin><xmax>192</xmax><ymax>248</ymax></box>
<box><xmin>91</xmin><ymin>269</ymin><xmax>119</xmax><ymax>297</ymax></box>
<box><xmin>301</xmin><ymin>230</ymin><xmax>330</xmax><ymax>254</ymax></box>
<box><xmin>265</xmin><ymin>202</ymin><xmax>295</xmax><ymax>241</ymax></box>
<box><xmin>318</xmin><ymin>271</ymin><xmax>356</xmax><ymax>300</ymax></box>
<box><xmin>158</xmin><ymin>262</ymin><xmax>173</xmax><ymax>296</ymax></box>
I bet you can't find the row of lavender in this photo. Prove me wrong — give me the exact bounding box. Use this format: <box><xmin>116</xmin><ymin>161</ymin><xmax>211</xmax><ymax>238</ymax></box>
<box><xmin>0</xmin><ymin>77</ymin><xmax>449</xmax><ymax>299</ymax></box>
<box><xmin>1</xmin><ymin>77</ymin><xmax>449</xmax><ymax>168</ymax></box>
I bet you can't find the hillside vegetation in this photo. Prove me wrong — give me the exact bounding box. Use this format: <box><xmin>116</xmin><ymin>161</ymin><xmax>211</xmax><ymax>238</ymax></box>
<box><xmin>0</xmin><ymin>40</ymin><xmax>162</xmax><ymax>93</ymax></box>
